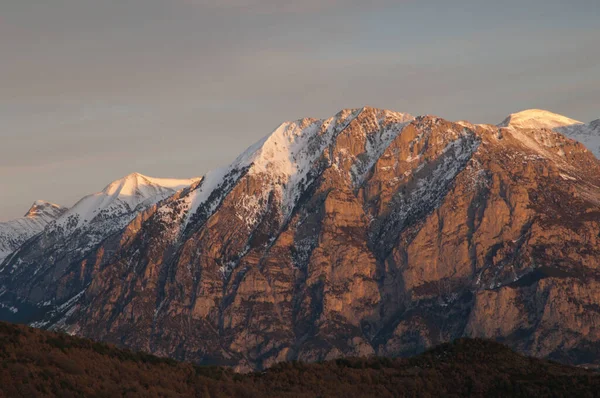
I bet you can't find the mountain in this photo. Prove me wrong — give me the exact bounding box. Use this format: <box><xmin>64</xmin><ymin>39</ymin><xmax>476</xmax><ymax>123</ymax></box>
<box><xmin>500</xmin><ymin>109</ymin><xmax>600</xmax><ymax>157</ymax></box>
<box><xmin>1</xmin><ymin>322</ymin><xmax>598</xmax><ymax>398</ymax></box>
<box><xmin>2</xmin><ymin>106</ymin><xmax>600</xmax><ymax>371</ymax></box>
<box><xmin>0</xmin><ymin>201</ymin><xmax>67</xmax><ymax>263</ymax></box>
<box><xmin>0</xmin><ymin>173</ymin><xmax>198</xmax><ymax>323</ymax></box>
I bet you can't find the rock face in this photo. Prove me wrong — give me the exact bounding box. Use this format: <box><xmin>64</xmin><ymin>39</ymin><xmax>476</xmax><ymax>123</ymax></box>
<box><xmin>2</xmin><ymin>107</ymin><xmax>600</xmax><ymax>370</ymax></box>
<box><xmin>0</xmin><ymin>201</ymin><xmax>67</xmax><ymax>263</ymax></box>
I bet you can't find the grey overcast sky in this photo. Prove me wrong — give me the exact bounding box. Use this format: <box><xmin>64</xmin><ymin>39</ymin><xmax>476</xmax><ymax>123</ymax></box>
<box><xmin>1</xmin><ymin>0</ymin><xmax>599</xmax><ymax>220</ymax></box>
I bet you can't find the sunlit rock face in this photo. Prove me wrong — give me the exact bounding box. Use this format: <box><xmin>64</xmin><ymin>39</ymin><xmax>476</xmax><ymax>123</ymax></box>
<box><xmin>2</xmin><ymin>106</ymin><xmax>600</xmax><ymax>371</ymax></box>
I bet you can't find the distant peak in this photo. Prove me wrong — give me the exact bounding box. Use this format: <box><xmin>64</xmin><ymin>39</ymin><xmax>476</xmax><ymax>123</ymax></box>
<box><xmin>499</xmin><ymin>109</ymin><xmax>582</xmax><ymax>130</ymax></box>
<box><xmin>102</xmin><ymin>173</ymin><xmax>145</xmax><ymax>196</ymax></box>
<box><xmin>101</xmin><ymin>173</ymin><xmax>199</xmax><ymax>197</ymax></box>
<box><xmin>122</xmin><ymin>172</ymin><xmax>149</xmax><ymax>182</ymax></box>
<box><xmin>25</xmin><ymin>200</ymin><xmax>66</xmax><ymax>218</ymax></box>
<box><xmin>31</xmin><ymin>200</ymin><xmax>53</xmax><ymax>207</ymax></box>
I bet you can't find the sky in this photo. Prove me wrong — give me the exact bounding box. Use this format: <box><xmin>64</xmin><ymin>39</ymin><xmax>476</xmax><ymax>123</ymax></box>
<box><xmin>1</xmin><ymin>0</ymin><xmax>599</xmax><ymax>220</ymax></box>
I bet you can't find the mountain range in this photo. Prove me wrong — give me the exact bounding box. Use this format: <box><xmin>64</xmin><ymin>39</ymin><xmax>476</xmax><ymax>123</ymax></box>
<box><xmin>1</xmin><ymin>107</ymin><xmax>599</xmax><ymax>371</ymax></box>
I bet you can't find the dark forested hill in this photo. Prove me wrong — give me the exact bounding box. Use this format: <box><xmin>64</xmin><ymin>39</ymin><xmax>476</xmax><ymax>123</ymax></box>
<box><xmin>0</xmin><ymin>322</ymin><xmax>598</xmax><ymax>398</ymax></box>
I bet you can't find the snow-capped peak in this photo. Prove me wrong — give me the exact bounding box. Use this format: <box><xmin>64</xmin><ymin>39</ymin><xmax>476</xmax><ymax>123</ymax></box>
<box><xmin>499</xmin><ymin>109</ymin><xmax>582</xmax><ymax>130</ymax></box>
<box><xmin>240</xmin><ymin>107</ymin><xmax>412</xmax><ymax>182</ymax></box>
<box><xmin>53</xmin><ymin>173</ymin><xmax>199</xmax><ymax>232</ymax></box>
<box><xmin>102</xmin><ymin>172</ymin><xmax>199</xmax><ymax>201</ymax></box>
<box><xmin>184</xmin><ymin>110</ymin><xmax>362</xmax><ymax>226</ymax></box>
<box><xmin>0</xmin><ymin>201</ymin><xmax>67</xmax><ymax>262</ymax></box>
<box><xmin>183</xmin><ymin>107</ymin><xmax>414</xmax><ymax>229</ymax></box>
<box><xmin>182</xmin><ymin>116</ymin><xmax>333</xmax><ymax>229</ymax></box>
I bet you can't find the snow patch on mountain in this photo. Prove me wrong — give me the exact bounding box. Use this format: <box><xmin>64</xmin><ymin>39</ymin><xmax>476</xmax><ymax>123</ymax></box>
<box><xmin>183</xmin><ymin>167</ymin><xmax>238</xmax><ymax>229</ymax></box>
<box><xmin>371</xmin><ymin>130</ymin><xmax>480</xmax><ymax>258</ymax></box>
<box><xmin>350</xmin><ymin>110</ymin><xmax>414</xmax><ymax>186</ymax></box>
<box><xmin>244</xmin><ymin>117</ymin><xmax>332</xmax><ymax>221</ymax></box>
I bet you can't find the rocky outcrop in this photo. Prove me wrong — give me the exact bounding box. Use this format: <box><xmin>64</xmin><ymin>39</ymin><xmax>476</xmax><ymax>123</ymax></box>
<box><xmin>1</xmin><ymin>107</ymin><xmax>600</xmax><ymax>370</ymax></box>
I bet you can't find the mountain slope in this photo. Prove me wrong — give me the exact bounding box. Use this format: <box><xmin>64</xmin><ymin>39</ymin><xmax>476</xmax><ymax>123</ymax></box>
<box><xmin>1</xmin><ymin>322</ymin><xmax>598</xmax><ymax>398</ymax></box>
<box><xmin>0</xmin><ymin>201</ymin><xmax>67</xmax><ymax>263</ymax></box>
<box><xmin>2</xmin><ymin>107</ymin><xmax>600</xmax><ymax>371</ymax></box>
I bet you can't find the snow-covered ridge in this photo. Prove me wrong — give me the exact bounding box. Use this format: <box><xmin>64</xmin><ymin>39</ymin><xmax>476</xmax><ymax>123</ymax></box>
<box><xmin>103</xmin><ymin>173</ymin><xmax>199</xmax><ymax>198</ymax></box>
<box><xmin>499</xmin><ymin>109</ymin><xmax>583</xmax><ymax>130</ymax></box>
<box><xmin>182</xmin><ymin>107</ymin><xmax>414</xmax><ymax>228</ymax></box>
<box><xmin>182</xmin><ymin>115</ymin><xmax>336</xmax><ymax>229</ymax></box>
<box><xmin>52</xmin><ymin>172</ymin><xmax>199</xmax><ymax>232</ymax></box>
<box><xmin>0</xmin><ymin>201</ymin><xmax>67</xmax><ymax>262</ymax></box>
<box><xmin>24</xmin><ymin>200</ymin><xmax>67</xmax><ymax>222</ymax></box>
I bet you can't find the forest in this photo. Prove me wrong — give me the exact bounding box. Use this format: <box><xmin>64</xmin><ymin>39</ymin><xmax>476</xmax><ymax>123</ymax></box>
<box><xmin>0</xmin><ymin>322</ymin><xmax>599</xmax><ymax>397</ymax></box>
